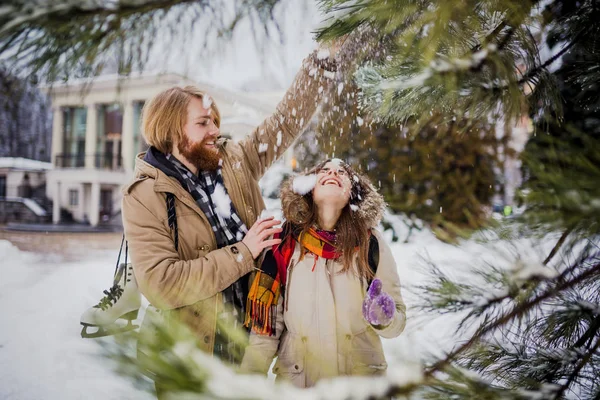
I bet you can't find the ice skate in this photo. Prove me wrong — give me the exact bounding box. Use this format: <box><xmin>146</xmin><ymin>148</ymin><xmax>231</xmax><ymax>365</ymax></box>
<box><xmin>80</xmin><ymin>261</ymin><xmax>141</xmax><ymax>338</ymax></box>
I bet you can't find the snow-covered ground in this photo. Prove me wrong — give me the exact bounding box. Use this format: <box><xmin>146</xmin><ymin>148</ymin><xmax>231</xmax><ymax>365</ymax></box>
<box><xmin>0</xmin><ymin>212</ymin><xmax>557</xmax><ymax>399</ymax></box>
<box><xmin>0</xmin><ymin>240</ymin><xmax>155</xmax><ymax>400</ymax></box>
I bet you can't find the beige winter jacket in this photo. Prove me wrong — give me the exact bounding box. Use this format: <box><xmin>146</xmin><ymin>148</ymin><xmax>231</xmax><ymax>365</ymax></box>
<box><xmin>121</xmin><ymin>53</ymin><xmax>333</xmax><ymax>355</ymax></box>
<box><xmin>240</xmin><ymin>176</ymin><xmax>407</xmax><ymax>388</ymax></box>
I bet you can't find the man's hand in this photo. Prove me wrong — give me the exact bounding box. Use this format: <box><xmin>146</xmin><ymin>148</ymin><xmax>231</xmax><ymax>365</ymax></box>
<box><xmin>242</xmin><ymin>217</ymin><xmax>283</xmax><ymax>259</ymax></box>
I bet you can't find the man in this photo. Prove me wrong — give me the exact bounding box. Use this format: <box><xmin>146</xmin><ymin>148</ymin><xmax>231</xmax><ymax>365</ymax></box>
<box><xmin>121</xmin><ymin>48</ymin><xmax>338</xmax><ymax>369</ymax></box>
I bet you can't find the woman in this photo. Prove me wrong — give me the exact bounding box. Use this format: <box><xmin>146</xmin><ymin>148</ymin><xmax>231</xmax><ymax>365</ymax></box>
<box><xmin>241</xmin><ymin>159</ymin><xmax>406</xmax><ymax>388</ymax></box>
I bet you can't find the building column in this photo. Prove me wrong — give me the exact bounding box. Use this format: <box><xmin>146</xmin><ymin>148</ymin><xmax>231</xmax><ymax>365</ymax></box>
<box><xmin>121</xmin><ymin>101</ymin><xmax>135</xmax><ymax>171</ymax></box>
<box><xmin>52</xmin><ymin>181</ymin><xmax>61</xmax><ymax>224</ymax></box>
<box><xmin>51</xmin><ymin>107</ymin><xmax>63</xmax><ymax>167</ymax></box>
<box><xmin>85</xmin><ymin>103</ymin><xmax>98</xmax><ymax>169</ymax></box>
<box><xmin>79</xmin><ymin>183</ymin><xmax>86</xmax><ymax>222</ymax></box>
<box><xmin>90</xmin><ymin>182</ymin><xmax>101</xmax><ymax>227</ymax></box>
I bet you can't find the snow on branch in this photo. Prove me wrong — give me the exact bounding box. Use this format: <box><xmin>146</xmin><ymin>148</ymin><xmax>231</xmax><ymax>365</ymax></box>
<box><xmin>105</xmin><ymin>320</ymin><xmax>425</xmax><ymax>400</ymax></box>
<box><xmin>379</xmin><ymin>43</ymin><xmax>499</xmax><ymax>91</ymax></box>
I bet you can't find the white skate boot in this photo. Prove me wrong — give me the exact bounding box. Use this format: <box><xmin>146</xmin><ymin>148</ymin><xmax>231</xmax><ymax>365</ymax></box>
<box><xmin>80</xmin><ymin>262</ymin><xmax>141</xmax><ymax>338</ymax></box>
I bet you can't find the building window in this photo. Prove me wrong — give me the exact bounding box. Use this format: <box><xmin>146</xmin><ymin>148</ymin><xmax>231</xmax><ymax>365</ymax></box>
<box><xmin>69</xmin><ymin>189</ymin><xmax>79</xmax><ymax>206</ymax></box>
<box><xmin>97</xmin><ymin>104</ymin><xmax>123</xmax><ymax>170</ymax></box>
<box><xmin>0</xmin><ymin>175</ymin><xmax>6</xmax><ymax>198</ymax></box>
<box><xmin>62</xmin><ymin>107</ymin><xmax>87</xmax><ymax>168</ymax></box>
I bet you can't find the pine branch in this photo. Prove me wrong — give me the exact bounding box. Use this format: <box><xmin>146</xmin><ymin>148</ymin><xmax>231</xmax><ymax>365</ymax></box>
<box><xmin>517</xmin><ymin>26</ymin><xmax>589</xmax><ymax>85</ymax></box>
<box><xmin>543</xmin><ymin>228</ymin><xmax>573</xmax><ymax>266</ymax></box>
<box><xmin>472</xmin><ymin>0</ymin><xmax>542</xmax><ymax>55</ymax></box>
<box><xmin>1</xmin><ymin>0</ymin><xmax>285</xmax><ymax>80</ymax></box>
<box><xmin>552</xmin><ymin>336</ymin><xmax>600</xmax><ymax>400</ymax></box>
<box><xmin>0</xmin><ymin>0</ymin><xmax>200</xmax><ymax>36</ymax></box>
<box><xmin>573</xmin><ymin>315</ymin><xmax>600</xmax><ymax>348</ymax></box>
<box><xmin>425</xmin><ymin>259</ymin><xmax>600</xmax><ymax>379</ymax></box>
<box><xmin>470</xmin><ymin>20</ymin><xmax>508</xmax><ymax>52</ymax></box>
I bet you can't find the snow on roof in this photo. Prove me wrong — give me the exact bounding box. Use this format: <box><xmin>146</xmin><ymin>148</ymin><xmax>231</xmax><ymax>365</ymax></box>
<box><xmin>0</xmin><ymin>157</ymin><xmax>53</xmax><ymax>171</ymax></box>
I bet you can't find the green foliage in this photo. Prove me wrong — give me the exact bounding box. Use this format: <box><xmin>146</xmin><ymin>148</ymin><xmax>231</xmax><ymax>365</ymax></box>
<box><xmin>0</xmin><ymin>0</ymin><xmax>285</xmax><ymax>81</ymax></box>
<box><xmin>519</xmin><ymin>125</ymin><xmax>600</xmax><ymax>236</ymax></box>
<box><xmin>418</xmin><ymin>364</ymin><xmax>538</xmax><ymax>400</ymax></box>
<box><xmin>416</xmin><ymin>230</ymin><xmax>600</xmax><ymax>399</ymax></box>
<box><xmin>519</xmin><ymin>5</ymin><xmax>600</xmax><ymax>237</ymax></box>
<box><xmin>316</xmin><ymin>0</ymin><xmax>560</xmax><ymax>128</ymax></box>
<box><xmin>310</xmin><ymin>76</ymin><xmax>500</xmax><ymax>237</ymax></box>
<box><xmin>103</xmin><ymin>307</ymin><xmax>254</xmax><ymax>397</ymax></box>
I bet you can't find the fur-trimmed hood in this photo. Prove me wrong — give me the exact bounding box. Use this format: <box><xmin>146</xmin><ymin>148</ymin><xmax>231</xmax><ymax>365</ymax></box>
<box><xmin>280</xmin><ymin>164</ymin><xmax>386</xmax><ymax>229</ymax></box>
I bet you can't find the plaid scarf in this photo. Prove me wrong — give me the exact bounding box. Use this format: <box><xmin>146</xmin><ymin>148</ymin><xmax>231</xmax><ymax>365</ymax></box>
<box><xmin>166</xmin><ymin>154</ymin><xmax>249</xmax><ymax>363</ymax></box>
<box><xmin>244</xmin><ymin>225</ymin><xmax>343</xmax><ymax>336</ymax></box>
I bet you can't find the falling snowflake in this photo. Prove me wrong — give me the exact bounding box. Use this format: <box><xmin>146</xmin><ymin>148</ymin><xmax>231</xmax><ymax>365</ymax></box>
<box><xmin>317</xmin><ymin>49</ymin><xmax>331</xmax><ymax>59</ymax></box>
<box><xmin>202</xmin><ymin>95</ymin><xmax>212</xmax><ymax>109</ymax></box>
<box><xmin>213</xmin><ymin>184</ymin><xmax>231</xmax><ymax>219</ymax></box>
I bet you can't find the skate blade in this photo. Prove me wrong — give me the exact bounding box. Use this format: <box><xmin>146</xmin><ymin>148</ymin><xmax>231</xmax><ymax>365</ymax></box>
<box><xmin>80</xmin><ymin>322</ymin><xmax>139</xmax><ymax>339</ymax></box>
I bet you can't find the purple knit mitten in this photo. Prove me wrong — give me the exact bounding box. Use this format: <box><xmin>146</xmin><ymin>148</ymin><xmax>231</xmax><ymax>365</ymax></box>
<box><xmin>362</xmin><ymin>278</ymin><xmax>395</xmax><ymax>327</ymax></box>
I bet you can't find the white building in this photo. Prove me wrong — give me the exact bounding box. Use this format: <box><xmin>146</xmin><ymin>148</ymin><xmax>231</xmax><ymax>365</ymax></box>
<box><xmin>0</xmin><ymin>157</ymin><xmax>52</xmax><ymax>223</ymax></box>
<box><xmin>0</xmin><ymin>157</ymin><xmax>52</xmax><ymax>198</ymax></box>
<box><xmin>42</xmin><ymin>73</ymin><xmax>284</xmax><ymax>226</ymax></box>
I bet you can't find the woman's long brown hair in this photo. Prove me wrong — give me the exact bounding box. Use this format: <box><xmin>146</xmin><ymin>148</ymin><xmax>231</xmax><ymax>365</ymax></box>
<box><xmin>283</xmin><ymin>159</ymin><xmax>374</xmax><ymax>281</ymax></box>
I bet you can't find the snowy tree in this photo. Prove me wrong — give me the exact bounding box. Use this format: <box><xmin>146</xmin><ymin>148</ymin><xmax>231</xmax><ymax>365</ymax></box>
<box><xmin>0</xmin><ymin>0</ymin><xmax>289</xmax><ymax>81</ymax></box>
<box><xmin>0</xmin><ymin>67</ymin><xmax>52</xmax><ymax>160</ymax></box>
<box><xmin>313</xmin><ymin>78</ymin><xmax>502</xmax><ymax>239</ymax></box>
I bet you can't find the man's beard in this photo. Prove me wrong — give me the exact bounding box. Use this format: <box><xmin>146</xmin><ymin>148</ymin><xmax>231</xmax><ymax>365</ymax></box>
<box><xmin>178</xmin><ymin>134</ymin><xmax>221</xmax><ymax>172</ymax></box>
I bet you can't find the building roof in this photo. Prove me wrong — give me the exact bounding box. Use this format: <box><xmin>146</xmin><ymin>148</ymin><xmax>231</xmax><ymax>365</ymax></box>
<box><xmin>40</xmin><ymin>71</ymin><xmax>283</xmax><ymax>116</ymax></box>
<box><xmin>0</xmin><ymin>157</ymin><xmax>53</xmax><ymax>171</ymax></box>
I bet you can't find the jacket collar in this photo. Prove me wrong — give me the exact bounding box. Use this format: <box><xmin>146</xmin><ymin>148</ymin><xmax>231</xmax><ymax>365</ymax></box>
<box><xmin>142</xmin><ymin>146</ymin><xmax>187</xmax><ymax>189</ymax></box>
<box><xmin>130</xmin><ymin>140</ymin><xmax>247</xmax><ymax>227</ymax></box>
<box><xmin>134</xmin><ymin>141</ymin><xmax>228</xmax><ymax>195</ymax></box>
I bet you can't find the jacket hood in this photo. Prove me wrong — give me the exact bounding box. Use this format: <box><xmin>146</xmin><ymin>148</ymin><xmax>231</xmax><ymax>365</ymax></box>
<box><xmin>280</xmin><ymin>165</ymin><xmax>386</xmax><ymax>229</ymax></box>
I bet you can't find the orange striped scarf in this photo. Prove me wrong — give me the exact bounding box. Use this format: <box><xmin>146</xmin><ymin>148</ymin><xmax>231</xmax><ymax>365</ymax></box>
<box><xmin>244</xmin><ymin>226</ymin><xmax>342</xmax><ymax>336</ymax></box>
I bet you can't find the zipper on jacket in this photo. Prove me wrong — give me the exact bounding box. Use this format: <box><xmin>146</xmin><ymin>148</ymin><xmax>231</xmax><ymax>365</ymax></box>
<box><xmin>285</xmin><ymin>258</ymin><xmax>298</xmax><ymax>312</ymax></box>
<box><xmin>324</xmin><ymin>259</ymin><xmax>334</xmax><ymax>288</ymax></box>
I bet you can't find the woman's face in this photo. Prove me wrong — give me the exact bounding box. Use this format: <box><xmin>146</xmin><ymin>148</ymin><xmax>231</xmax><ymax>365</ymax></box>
<box><xmin>312</xmin><ymin>160</ymin><xmax>352</xmax><ymax>210</ymax></box>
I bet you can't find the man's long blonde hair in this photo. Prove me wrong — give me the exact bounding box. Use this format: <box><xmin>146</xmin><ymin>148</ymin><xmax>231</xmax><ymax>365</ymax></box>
<box><xmin>141</xmin><ymin>86</ymin><xmax>221</xmax><ymax>154</ymax></box>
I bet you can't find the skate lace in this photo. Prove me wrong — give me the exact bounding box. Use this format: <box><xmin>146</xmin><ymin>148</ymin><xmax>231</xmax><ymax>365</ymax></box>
<box><xmin>94</xmin><ymin>284</ymin><xmax>124</xmax><ymax>311</ymax></box>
